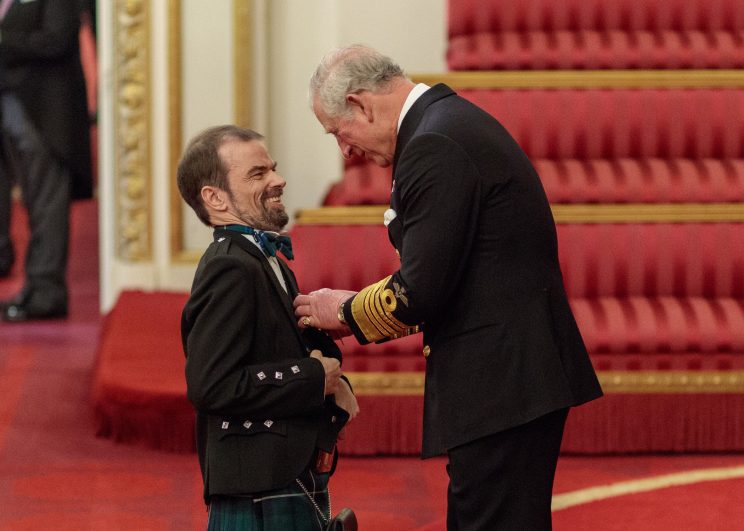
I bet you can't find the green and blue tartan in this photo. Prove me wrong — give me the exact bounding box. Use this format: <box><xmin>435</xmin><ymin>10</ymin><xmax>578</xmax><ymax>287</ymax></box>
<box><xmin>206</xmin><ymin>470</ymin><xmax>330</xmax><ymax>531</ymax></box>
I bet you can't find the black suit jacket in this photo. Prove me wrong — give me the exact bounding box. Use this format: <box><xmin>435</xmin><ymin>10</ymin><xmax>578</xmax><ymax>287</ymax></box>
<box><xmin>0</xmin><ymin>0</ymin><xmax>92</xmax><ymax>199</ymax></box>
<box><xmin>343</xmin><ymin>84</ymin><xmax>602</xmax><ymax>457</ymax></box>
<box><xmin>181</xmin><ymin>229</ymin><xmax>348</xmax><ymax>501</ymax></box>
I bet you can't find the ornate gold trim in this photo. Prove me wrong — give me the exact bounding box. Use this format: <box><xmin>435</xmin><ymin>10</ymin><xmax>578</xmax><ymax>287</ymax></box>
<box><xmin>296</xmin><ymin>203</ymin><xmax>744</xmax><ymax>225</ymax></box>
<box><xmin>598</xmin><ymin>371</ymin><xmax>744</xmax><ymax>394</ymax></box>
<box><xmin>114</xmin><ymin>0</ymin><xmax>152</xmax><ymax>261</ymax></box>
<box><xmin>233</xmin><ymin>0</ymin><xmax>252</xmax><ymax>128</ymax></box>
<box><xmin>296</xmin><ymin>206</ymin><xmax>390</xmax><ymax>225</ymax></box>
<box><xmin>552</xmin><ymin>203</ymin><xmax>744</xmax><ymax>223</ymax></box>
<box><xmin>168</xmin><ymin>0</ymin><xmax>254</xmax><ymax>263</ymax></box>
<box><xmin>346</xmin><ymin>370</ymin><xmax>744</xmax><ymax>396</ymax></box>
<box><xmin>167</xmin><ymin>0</ymin><xmax>185</xmax><ymax>262</ymax></box>
<box><xmin>411</xmin><ymin>70</ymin><xmax>744</xmax><ymax>90</ymax></box>
<box><xmin>346</xmin><ymin>372</ymin><xmax>425</xmax><ymax>396</ymax></box>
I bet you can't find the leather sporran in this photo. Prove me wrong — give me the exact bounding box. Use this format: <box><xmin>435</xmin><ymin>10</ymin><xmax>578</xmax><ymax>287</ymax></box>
<box><xmin>324</xmin><ymin>507</ymin><xmax>358</xmax><ymax>531</ymax></box>
<box><xmin>296</xmin><ymin>478</ymin><xmax>357</xmax><ymax>531</ymax></box>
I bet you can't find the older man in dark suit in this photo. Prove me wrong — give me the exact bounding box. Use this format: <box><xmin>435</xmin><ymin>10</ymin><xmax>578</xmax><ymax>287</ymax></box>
<box><xmin>294</xmin><ymin>45</ymin><xmax>603</xmax><ymax>530</ymax></box>
<box><xmin>178</xmin><ymin>125</ymin><xmax>358</xmax><ymax>530</ymax></box>
<box><xmin>0</xmin><ymin>0</ymin><xmax>92</xmax><ymax>320</ymax></box>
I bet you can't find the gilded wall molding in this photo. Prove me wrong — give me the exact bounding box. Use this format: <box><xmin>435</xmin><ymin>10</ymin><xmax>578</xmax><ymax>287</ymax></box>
<box><xmin>346</xmin><ymin>370</ymin><xmax>744</xmax><ymax>396</ymax></box>
<box><xmin>552</xmin><ymin>203</ymin><xmax>744</xmax><ymax>223</ymax></box>
<box><xmin>411</xmin><ymin>70</ymin><xmax>744</xmax><ymax>90</ymax></box>
<box><xmin>114</xmin><ymin>0</ymin><xmax>151</xmax><ymax>261</ymax></box>
<box><xmin>233</xmin><ymin>0</ymin><xmax>253</xmax><ymax>128</ymax></box>
<box><xmin>169</xmin><ymin>0</ymin><xmax>253</xmax><ymax>262</ymax></box>
<box><xmin>167</xmin><ymin>0</ymin><xmax>184</xmax><ymax>261</ymax></box>
<box><xmin>295</xmin><ymin>203</ymin><xmax>744</xmax><ymax>225</ymax></box>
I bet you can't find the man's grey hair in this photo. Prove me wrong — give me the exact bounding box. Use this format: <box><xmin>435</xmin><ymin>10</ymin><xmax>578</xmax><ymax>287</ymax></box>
<box><xmin>309</xmin><ymin>44</ymin><xmax>406</xmax><ymax>118</ymax></box>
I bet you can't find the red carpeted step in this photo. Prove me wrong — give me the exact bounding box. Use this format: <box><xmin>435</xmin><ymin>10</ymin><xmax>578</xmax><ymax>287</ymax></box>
<box><xmin>91</xmin><ymin>290</ymin><xmax>195</xmax><ymax>452</ymax></box>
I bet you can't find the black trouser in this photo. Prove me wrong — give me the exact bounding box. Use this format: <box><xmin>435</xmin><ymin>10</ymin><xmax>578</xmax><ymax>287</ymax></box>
<box><xmin>0</xmin><ymin>96</ymin><xmax>12</xmax><ymax>269</ymax></box>
<box><xmin>0</xmin><ymin>92</ymin><xmax>70</xmax><ymax>307</ymax></box>
<box><xmin>446</xmin><ymin>408</ymin><xmax>569</xmax><ymax>531</ymax></box>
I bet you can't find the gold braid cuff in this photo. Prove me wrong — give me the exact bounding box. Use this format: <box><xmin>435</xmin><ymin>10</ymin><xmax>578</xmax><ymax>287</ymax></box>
<box><xmin>350</xmin><ymin>276</ymin><xmax>411</xmax><ymax>343</ymax></box>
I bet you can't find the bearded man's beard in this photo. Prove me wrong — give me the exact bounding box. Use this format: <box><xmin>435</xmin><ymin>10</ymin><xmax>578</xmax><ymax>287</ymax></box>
<box><xmin>260</xmin><ymin>201</ymin><xmax>289</xmax><ymax>232</ymax></box>
<box><xmin>230</xmin><ymin>188</ymin><xmax>289</xmax><ymax>232</ymax></box>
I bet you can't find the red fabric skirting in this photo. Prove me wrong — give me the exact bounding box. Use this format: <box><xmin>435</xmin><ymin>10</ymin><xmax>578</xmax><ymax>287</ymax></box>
<box><xmin>562</xmin><ymin>393</ymin><xmax>744</xmax><ymax>453</ymax></box>
<box><xmin>93</xmin><ymin>390</ymin><xmax>195</xmax><ymax>453</ymax></box>
<box><xmin>92</xmin><ymin>291</ymin><xmax>744</xmax><ymax>455</ymax></box>
<box><xmin>339</xmin><ymin>396</ymin><xmax>424</xmax><ymax>456</ymax></box>
<box><xmin>341</xmin><ymin>392</ymin><xmax>744</xmax><ymax>455</ymax></box>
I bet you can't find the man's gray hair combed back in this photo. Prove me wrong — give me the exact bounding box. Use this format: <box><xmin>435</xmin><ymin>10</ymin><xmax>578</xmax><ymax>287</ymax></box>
<box><xmin>309</xmin><ymin>44</ymin><xmax>405</xmax><ymax>118</ymax></box>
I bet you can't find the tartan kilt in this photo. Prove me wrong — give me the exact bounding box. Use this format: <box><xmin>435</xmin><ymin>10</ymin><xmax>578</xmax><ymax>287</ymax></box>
<box><xmin>206</xmin><ymin>470</ymin><xmax>330</xmax><ymax>531</ymax></box>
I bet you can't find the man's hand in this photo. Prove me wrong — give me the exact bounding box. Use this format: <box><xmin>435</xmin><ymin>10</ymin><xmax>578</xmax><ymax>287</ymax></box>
<box><xmin>294</xmin><ymin>288</ymin><xmax>357</xmax><ymax>335</ymax></box>
<box><xmin>334</xmin><ymin>378</ymin><xmax>360</xmax><ymax>420</ymax></box>
<box><xmin>309</xmin><ymin>349</ymin><xmax>341</xmax><ymax>395</ymax></box>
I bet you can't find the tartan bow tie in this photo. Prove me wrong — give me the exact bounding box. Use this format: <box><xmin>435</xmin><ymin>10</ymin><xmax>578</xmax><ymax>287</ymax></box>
<box><xmin>223</xmin><ymin>224</ymin><xmax>294</xmax><ymax>260</ymax></box>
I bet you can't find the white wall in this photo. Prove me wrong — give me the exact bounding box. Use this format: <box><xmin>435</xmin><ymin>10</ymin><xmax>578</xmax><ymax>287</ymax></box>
<box><xmin>267</xmin><ymin>0</ymin><xmax>447</xmax><ymax>223</ymax></box>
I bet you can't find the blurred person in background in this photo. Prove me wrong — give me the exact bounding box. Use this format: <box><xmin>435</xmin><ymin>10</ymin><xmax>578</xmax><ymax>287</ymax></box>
<box><xmin>0</xmin><ymin>0</ymin><xmax>92</xmax><ymax>321</ymax></box>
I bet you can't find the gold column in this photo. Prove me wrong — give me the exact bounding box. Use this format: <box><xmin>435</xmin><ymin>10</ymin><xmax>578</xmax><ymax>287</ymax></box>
<box><xmin>114</xmin><ymin>0</ymin><xmax>152</xmax><ymax>261</ymax></box>
<box><xmin>233</xmin><ymin>0</ymin><xmax>253</xmax><ymax>128</ymax></box>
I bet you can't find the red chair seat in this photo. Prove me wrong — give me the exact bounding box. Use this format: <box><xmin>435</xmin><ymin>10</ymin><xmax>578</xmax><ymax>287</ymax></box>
<box><xmin>448</xmin><ymin>30</ymin><xmax>744</xmax><ymax>70</ymax></box>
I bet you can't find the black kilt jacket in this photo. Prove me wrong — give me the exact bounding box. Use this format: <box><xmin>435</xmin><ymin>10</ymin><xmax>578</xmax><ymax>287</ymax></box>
<box><xmin>341</xmin><ymin>84</ymin><xmax>603</xmax><ymax>458</ymax></box>
<box><xmin>182</xmin><ymin>229</ymin><xmax>348</xmax><ymax>502</ymax></box>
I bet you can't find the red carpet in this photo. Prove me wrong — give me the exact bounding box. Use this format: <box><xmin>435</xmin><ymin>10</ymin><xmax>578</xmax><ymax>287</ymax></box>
<box><xmin>3</xmin><ymin>200</ymin><xmax>744</xmax><ymax>529</ymax></box>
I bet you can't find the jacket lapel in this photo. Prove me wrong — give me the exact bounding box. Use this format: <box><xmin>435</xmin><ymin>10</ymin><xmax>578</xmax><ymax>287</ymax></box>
<box><xmin>393</xmin><ymin>83</ymin><xmax>456</xmax><ymax>169</ymax></box>
<box><xmin>389</xmin><ymin>84</ymin><xmax>455</xmax><ymax>250</ymax></box>
<box><xmin>213</xmin><ymin>229</ymin><xmax>307</xmax><ymax>349</ymax></box>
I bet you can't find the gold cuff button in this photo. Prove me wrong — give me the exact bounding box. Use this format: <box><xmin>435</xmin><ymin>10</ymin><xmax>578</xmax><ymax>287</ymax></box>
<box><xmin>423</xmin><ymin>345</ymin><xmax>431</xmax><ymax>358</ymax></box>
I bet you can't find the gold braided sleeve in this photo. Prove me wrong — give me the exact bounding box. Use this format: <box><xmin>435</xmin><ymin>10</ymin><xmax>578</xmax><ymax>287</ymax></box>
<box><xmin>349</xmin><ymin>276</ymin><xmax>419</xmax><ymax>343</ymax></box>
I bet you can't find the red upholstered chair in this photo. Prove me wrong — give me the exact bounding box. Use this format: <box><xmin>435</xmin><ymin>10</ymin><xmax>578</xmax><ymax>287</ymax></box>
<box><xmin>464</xmin><ymin>88</ymin><xmax>744</xmax><ymax>203</ymax></box>
<box><xmin>461</xmin><ymin>89</ymin><xmax>744</xmax><ymax>160</ymax></box>
<box><xmin>536</xmin><ymin>158</ymin><xmax>744</xmax><ymax>204</ymax></box>
<box><xmin>447</xmin><ymin>0</ymin><xmax>744</xmax><ymax>69</ymax></box>
<box><xmin>558</xmin><ymin>223</ymin><xmax>744</xmax><ymax>370</ymax></box>
<box><xmin>289</xmin><ymin>218</ymin><xmax>744</xmax><ymax>453</ymax></box>
<box><xmin>323</xmin><ymin>156</ymin><xmax>393</xmax><ymax>206</ymax></box>
<box><xmin>323</xmin><ymin>88</ymin><xmax>744</xmax><ymax>205</ymax></box>
<box><xmin>292</xmin><ymin>222</ymin><xmax>744</xmax><ymax>371</ymax></box>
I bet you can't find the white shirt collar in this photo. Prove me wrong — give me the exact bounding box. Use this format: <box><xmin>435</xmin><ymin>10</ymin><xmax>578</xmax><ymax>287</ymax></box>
<box><xmin>397</xmin><ymin>83</ymin><xmax>430</xmax><ymax>133</ymax></box>
<box><xmin>240</xmin><ymin>234</ymin><xmax>287</xmax><ymax>292</ymax></box>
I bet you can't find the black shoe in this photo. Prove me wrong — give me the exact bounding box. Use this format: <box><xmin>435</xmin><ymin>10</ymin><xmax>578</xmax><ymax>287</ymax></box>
<box><xmin>0</xmin><ymin>291</ymin><xmax>25</xmax><ymax>312</ymax></box>
<box><xmin>1</xmin><ymin>300</ymin><xmax>68</xmax><ymax>322</ymax></box>
<box><xmin>1</xmin><ymin>287</ymin><xmax>67</xmax><ymax>321</ymax></box>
